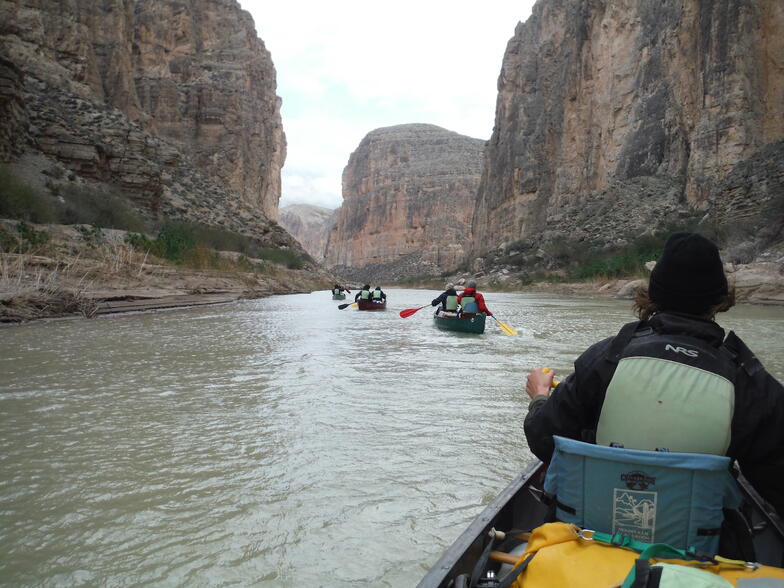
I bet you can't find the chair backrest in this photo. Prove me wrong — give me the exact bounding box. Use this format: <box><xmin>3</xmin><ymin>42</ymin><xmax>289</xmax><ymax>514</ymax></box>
<box><xmin>543</xmin><ymin>436</ymin><xmax>742</xmax><ymax>553</ymax></box>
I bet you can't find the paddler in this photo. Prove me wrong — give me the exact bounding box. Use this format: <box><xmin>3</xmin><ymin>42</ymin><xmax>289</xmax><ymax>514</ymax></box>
<box><xmin>523</xmin><ymin>232</ymin><xmax>784</xmax><ymax>517</ymax></box>
<box><xmin>354</xmin><ymin>284</ymin><xmax>371</xmax><ymax>302</ymax></box>
<box><xmin>431</xmin><ymin>283</ymin><xmax>459</xmax><ymax>315</ymax></box>
<box><xmin>457</xmin><ymin>280</ymin><xmax>493</xmax><ymax>317</ymax></box>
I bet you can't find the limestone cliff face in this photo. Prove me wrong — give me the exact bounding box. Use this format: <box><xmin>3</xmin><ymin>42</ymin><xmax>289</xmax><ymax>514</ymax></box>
<box><xmin>278</xmin><ymin>204</ymin><xmax>336</xmax><ymax>262</ymax></box>
<box><xmin>133</xmin><ymin>0</ymin><xmax>285</xmax><ymax>218</ymax></box>
<box><xmin>0</xmin><ymin>0</ymin><xmax>137</xmax><ymax>106</ymax></box>
<box><xmin>0</xmin><ymin>0</ymin><xmax>286</xmax><ymax>231</ymax></box>
<box><xmin>473</xmin><ymin>0</ymin><xmax>784</xmax><ymax>256</ymax></box>
<box><xmin>324</xmin><ymin>124</ymin><xmax>484</xmax><ymax>279</ymax></box>
<box><xmin>0</xmin><ymin>57</ymin><xmax>27</xmax><ymax>160</ymax></box>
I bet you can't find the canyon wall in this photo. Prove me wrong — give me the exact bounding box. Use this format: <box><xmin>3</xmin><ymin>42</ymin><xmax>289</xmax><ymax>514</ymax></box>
<box><xmin>278</xmin><ymin>204</ymin><xmax>336</xmax><ymax>262</ymax></box>
<box><xmin>133</xmin><ymin>0</ymin><xmax>285</xmax><ymax>219</ymax></box>
<box><xmin>472</xmin><ymin>0</ymin><xmax>784</xmax><ymax>259</ymax></box>
<box><xmin>324</xmin><ymin>124</ymin><xmax>484</xmax><ymax>281</ymax></box>
<box><xmin>0</xmin><ymin>0</ymin><xmax>288</xmax><ymax>240</ymax></box>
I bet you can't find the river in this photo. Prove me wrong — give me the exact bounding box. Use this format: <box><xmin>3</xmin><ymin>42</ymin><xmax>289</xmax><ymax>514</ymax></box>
<box><xmin>2</xmin><ymin>289</ymin><xmax>783</xmax><ymax>586</ymax></box>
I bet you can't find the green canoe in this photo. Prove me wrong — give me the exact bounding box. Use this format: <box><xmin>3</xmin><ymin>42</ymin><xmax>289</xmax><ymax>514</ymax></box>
<box><xmin>332</xmin><ymin>293</ymin><xmax>346</xmax><ymax>300</ymax></box>
<box><xmin>433</xmin><ymin>312</ymin><xmax>486</xmax><ymax>334</ymax></box>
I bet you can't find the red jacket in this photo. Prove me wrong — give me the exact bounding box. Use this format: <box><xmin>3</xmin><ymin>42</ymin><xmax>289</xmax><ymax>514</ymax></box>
<box><xmin>457</xmin><ymin>288</ymin><xmax>492</xmax><ymax>315</ymax></box>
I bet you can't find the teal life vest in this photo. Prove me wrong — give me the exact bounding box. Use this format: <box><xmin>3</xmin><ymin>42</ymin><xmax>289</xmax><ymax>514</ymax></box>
<box><xmin>543</xmin><ymin>436</ymin><xmax>742</xmax><ymax>553</ymax></box>
<box><xmin>445</xmin><ymin>295</ymin><xmax>459</xmax><ymax>311</ymax></box>
<box><xmin>372</xmin><ymin>289</ymin><xmax>383</xmax><ymax>300</ymax></box>
<box><xmin>360</xmin><ymin>289</ymin><xmax>371</xmax><ymax>299</ymax></box>
<box><xmin>461</xmin><ymin>296</ymin><xmax>479</xmax><ymax>313</ymax></box>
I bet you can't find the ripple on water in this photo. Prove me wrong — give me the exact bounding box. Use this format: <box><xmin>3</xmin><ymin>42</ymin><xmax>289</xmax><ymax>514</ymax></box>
<box><xmin>1</xmin><ymin>291</ymin><xmax>783</xmax><ymax>585</ymax></box>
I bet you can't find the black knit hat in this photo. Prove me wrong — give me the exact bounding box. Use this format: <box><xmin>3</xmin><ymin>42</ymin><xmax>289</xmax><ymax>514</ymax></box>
<box><xmin>648</xmin><ymin>232</ymin><xmax>728</xmax><ymax>314</ymax></box>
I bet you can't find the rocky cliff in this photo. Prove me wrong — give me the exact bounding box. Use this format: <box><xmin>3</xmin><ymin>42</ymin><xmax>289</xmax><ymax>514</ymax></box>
<box><xmin>278</xmin><ymin>204</ymin><xmax>336</xmax><ymax>261</ymax></box>
<box><xmin>472</xmin><ymin>0</ymin><xmax>784</xmax><ymax>262</ymax></box>
<box><xmin>133</xmin><ymin>0</ymin><xmax>285</xmax><ymax>219</ymax></box>
<box><xmin>324</xmin><ymin>124</ymin><xmax>484</xmax><ymax>281</ymax></box>
<box><xmin>0</xmin><ymin>0</ymin><xmax>288</xmax><ymax>240</ymax></box>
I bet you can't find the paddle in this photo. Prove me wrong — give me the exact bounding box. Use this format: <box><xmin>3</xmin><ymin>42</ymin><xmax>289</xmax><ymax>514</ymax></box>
<box><xmin>491</xmin><ymin>315</ymin><xmax>518</xmax><ymax>336</ymax></box>
<box><xmin>338</xmin><ymin>302</ymin><xmax>358</xmax><ymax>310</ymax></box>
<box><xmin>399</xmin><ymin>305</ymin><xmax>430</xmax><ymax>318</ymax></box>
<box><xmin>542</xmin><ymin>368</ymin><xmax>561</xmax><ymax>387</ymax></box>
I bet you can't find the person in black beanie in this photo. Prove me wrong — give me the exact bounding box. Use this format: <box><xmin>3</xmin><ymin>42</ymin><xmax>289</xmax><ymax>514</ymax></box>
<box><xmin>645</xmin><ymin>231</ymin><xmax>732</xmax><ymax>318</ymax></box>
<box><xmin>523</xmin><ymin>232</ymin><xmax>784</xmax><ymax>519</ymax></box>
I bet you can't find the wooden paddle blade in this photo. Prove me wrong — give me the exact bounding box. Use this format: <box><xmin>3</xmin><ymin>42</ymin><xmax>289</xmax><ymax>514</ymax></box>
<box><xmin>399</xmin><ymin>305</ymin><xmax>428</xmax><ymax>318</ymax></box>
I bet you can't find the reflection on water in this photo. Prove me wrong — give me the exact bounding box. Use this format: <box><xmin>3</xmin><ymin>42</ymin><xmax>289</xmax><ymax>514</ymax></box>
<box><xmin>1</xmin><ymin>289</ymin><xmax>783</xmax><ymax>586</ymax></box>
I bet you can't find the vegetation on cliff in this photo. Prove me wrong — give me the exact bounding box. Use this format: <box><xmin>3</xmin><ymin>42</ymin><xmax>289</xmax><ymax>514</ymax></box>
<box><xmin>0</xmin><ymin>168</ymin><xmax>325</xmax><ymax>324</ymax></box>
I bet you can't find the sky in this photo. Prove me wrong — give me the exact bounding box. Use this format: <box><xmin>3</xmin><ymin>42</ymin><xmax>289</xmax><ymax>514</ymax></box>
<box><xmin>243</xmin><ymin>1</ymin><xmax>537</xmax><ymax>211</ymax></box>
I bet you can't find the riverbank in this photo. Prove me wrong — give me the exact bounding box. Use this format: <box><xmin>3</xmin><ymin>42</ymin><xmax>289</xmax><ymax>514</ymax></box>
<box><xmin>519</xmin><ymin>261</ymin><xmax>784</xmax><ymax>306</ymax></box>
<box><xmin>0</xmin><ymin>222</ymin><xmax>333</xmax><ymax>325</ymax></box>
<box><xmin>391</xmin><ymin>260</ymin><xmax>784</xmax><ymax>306</ymax></box>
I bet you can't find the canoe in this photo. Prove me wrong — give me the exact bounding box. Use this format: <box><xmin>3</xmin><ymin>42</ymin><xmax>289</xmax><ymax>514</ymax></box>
<box><xmin>417</xmin><ymin>460</ymin><xmax>784</xmax><ymax>588</ymax></box>
<box><xmin>434</xmin><ymin>312</ymin><xmax>486</xmax><ymax>334</ymax></box>
<box><xmin>357</xmin><ymin>299</ymin><xmax>386</xmax><ymax>311</ymax></box>
<box><xmin>332</xmin><ymin>293</ymin><xmax>346</xmax><ymax>300</ymax></box>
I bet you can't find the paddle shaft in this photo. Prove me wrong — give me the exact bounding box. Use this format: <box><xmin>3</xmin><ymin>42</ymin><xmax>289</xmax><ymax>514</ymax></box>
<box><xmin>491</xmin><ymin>315</ymin><xmax>518</xmax><ymax>335</ymax></box>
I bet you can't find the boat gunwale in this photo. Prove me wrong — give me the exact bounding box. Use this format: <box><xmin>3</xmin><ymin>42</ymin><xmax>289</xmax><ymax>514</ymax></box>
<box><xmin>357</xmin><ymin>299</ymin><xmax>387</xmax><ymax>311</ymax></box>
<box><xmin>418</xmin><ymin>461</ymin><xmax>784</xmax><ymax>587</ymax></box>
<box><xmin>433</xmin><ymin>311</ymin><xmax>487</xmax><ymax>334</ymax></box>
<box><xmin>417</xmin><ymin>460</ymin><xmax>544</xmax><ymax>588</ymax></box>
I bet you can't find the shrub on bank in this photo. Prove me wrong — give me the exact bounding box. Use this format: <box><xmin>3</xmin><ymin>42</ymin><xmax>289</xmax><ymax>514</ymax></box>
<box><xmin>571</xmin><ymin>234</ymin><xmax>663</xmax><ymax>280</ymax></box>
<box><xmin>122</xmin><ymin>221</ymin><xmax>307</xmax><ymax>271</ymax></box>
<box><xmin>0</xmin><ymin>221</ymin><xmax>50</xmax><ymax>253</ymax></box>
<box><xmin>57</xmin><ymin>184</ymin><xmax>148</xmax><ymax>232</ymax></box>
<box><xmin>0</xmin><ymin>168</ymin><xmax>309</xmax><ymax>272</ymax></box>
<box><xmin>0</xmin><ymin>166</ymin><xmax>56</xmax><ymax>223</ymax></box>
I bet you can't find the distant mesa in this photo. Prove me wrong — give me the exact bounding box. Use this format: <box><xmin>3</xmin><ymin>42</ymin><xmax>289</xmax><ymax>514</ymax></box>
<box><xmin>324</xmin><ymin>123</ymin><xmax>485</xmax><ymax>282</ymax></box>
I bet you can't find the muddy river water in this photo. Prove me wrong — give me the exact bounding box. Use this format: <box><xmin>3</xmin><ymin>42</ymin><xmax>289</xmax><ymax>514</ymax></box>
<box><xmin>2</xmin><ymin>289</ymin><xmax>783</xmax><ymax>586</ymax></box>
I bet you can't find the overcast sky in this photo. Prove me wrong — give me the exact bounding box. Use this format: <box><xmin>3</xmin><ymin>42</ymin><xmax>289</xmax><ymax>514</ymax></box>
<box><xmin>243</xmin><ymin>1</ymin><xmax>537</xmax><ymax>210</ymax></box>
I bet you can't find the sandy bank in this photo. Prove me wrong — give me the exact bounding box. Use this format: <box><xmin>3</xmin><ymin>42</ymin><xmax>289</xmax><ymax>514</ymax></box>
<box><xmin>0</xmin><ymin>222</ymin><xmax>333</xmax><ymax>325</ymax></box>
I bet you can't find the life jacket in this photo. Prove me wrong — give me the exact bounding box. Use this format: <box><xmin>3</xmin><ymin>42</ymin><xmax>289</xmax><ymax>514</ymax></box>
<box><xmin>596</xmin><ymin>320</ymin><xmax>737</xmax><ymax>455</ymax></box>
<box><xmin>372</xmin><ymin>289</ymin><xmax>383</xmax><ymax>300</ymax></box>
<box><xmin>543</xmin><ymin>436</ymin><xmax>742</xmax><ymax>554</ymax></box>
<box><xmin>445</xmin><ymin>295</ymin><xmax>459</xmax><ymax>311</ymax></box>
<box><xmin>360</xmin><ymin>289</ymin><xmax>371</xmax><ymax>299</ymax></box>
<box><xmin>461</xmin><ymin>291</ymin><xmax>479</xmax><ymax>314</ymax></box>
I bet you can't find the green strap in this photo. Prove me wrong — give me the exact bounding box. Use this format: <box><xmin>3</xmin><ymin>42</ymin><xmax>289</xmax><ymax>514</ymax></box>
<box><xmin>587</xmin><ymin>531</ymin><xmax>721</xmax><ymax>588</ymax></box>
<box><xmin>590</xmin><ymin>530</ymin><xmax>668</xmax><ymax>555</ymax></box>
<box><xmin>591</xmin><ymin>530</ymin><xmax>699</xmax><ymax>561</ymax></box>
